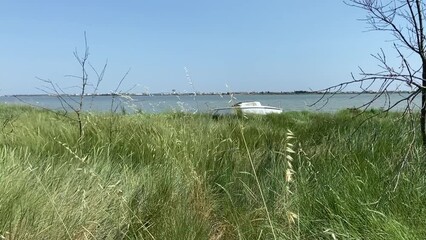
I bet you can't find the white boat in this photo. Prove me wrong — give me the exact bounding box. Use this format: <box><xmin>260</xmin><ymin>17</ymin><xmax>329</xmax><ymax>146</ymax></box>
<box><xmin>212</xmin><ymin>101</ymin><xmax>282</xmax><ymax>116</ymax></box>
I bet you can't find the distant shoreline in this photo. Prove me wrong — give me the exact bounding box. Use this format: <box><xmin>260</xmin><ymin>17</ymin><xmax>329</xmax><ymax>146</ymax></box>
<box><xmin>1</xmin><ymin>90</ymin><xmax>414</xmax><ymax>98</ymax></box>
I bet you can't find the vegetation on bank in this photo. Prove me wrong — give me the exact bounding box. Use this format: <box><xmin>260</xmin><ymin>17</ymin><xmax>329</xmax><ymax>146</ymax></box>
<box><xmin>0</xmin><ymin>104</ymin><xmax>425</xmax><ymax>239</ymax></box>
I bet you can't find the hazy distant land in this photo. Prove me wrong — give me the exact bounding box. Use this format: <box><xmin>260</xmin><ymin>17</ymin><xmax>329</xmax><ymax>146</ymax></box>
<box><xmin>4</xmin><ymin>90</ymin><xmax>414</xmax><ymax>97</ymax></box>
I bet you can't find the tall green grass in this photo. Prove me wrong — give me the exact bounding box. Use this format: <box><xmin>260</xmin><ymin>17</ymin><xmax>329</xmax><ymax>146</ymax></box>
<box><xmin>0</xmin><ymin>105</ymin><xmax>425</xmax><ymax>239</ymax></box>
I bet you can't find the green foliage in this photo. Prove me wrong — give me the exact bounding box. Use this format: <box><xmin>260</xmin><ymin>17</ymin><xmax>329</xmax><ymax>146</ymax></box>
<box><xmin>0</xmin><ymin>105</ymin><xmax>425</xmax><ymax>239</ymax></box>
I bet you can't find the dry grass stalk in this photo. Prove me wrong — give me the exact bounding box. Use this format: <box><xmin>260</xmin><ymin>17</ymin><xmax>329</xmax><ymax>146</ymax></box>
<box><xmin>284</xmin><ymin>129</ymin><xmax>299</xmax><ymax>227</ymax></box>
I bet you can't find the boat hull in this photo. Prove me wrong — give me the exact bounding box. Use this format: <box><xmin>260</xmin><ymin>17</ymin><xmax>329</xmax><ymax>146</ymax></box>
<box><xmin>212</xmin><ymin>101</ymin><xmax>282</xmax><ymax>116</ymax></box>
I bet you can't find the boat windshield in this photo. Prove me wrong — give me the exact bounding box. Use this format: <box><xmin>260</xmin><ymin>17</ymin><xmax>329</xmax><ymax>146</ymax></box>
<box><xmin>233</xmin><ymin>101</ymin><xmax>262</xmax><ymax>107</ymax></box>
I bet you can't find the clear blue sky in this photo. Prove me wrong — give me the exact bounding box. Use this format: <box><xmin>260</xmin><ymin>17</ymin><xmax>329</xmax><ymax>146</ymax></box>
<box><xmin>0</xmin><ymin>0</ymin><xmax>397</xmax><ymax>95</ymax></box>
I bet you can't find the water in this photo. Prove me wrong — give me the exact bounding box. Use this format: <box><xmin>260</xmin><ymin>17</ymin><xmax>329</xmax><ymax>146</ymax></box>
<box><xmin>0</xmin><ymin>93</ymin><xmax>419</xmax><ymax>113</ymax></box>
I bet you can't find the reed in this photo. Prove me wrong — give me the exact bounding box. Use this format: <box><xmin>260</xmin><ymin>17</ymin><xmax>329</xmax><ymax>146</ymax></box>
<box><xmin>0</xmin><ymin>105</ymin><xmax>425</xmax><ymax>239</ymax></box>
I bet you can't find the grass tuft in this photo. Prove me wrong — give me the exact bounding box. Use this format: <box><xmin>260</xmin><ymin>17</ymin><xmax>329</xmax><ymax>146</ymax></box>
<box><xmin>0</xmin><ymin>105</ymin><xmax>425</xmax><ymax>239</ymax></box>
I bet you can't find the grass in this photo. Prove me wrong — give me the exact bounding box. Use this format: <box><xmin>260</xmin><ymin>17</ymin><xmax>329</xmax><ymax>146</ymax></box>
<box><xmin>0</xmin><ymin>104</ymin><xmax>425</xmax><ymax>239</ymax></box>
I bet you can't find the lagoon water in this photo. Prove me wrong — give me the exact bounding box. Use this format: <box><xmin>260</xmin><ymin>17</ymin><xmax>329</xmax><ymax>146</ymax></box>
<box><xmin>0</xmin><ymin>93</ymin><xmax>419</xmax><ymax>113</ymax></box>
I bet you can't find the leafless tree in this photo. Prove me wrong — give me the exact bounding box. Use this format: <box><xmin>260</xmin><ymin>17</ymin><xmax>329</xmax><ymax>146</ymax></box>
<box><xmin>316</xmin><ymin>0</ymin><xmax>426</xmax><ymax>147</ymax></box>
<box><xmin>38</xmin><ymin>32</ymin><xmax>107</xmax><ymax>138</ymax></box>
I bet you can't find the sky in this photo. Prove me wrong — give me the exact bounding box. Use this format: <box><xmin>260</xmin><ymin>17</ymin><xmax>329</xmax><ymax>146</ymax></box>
<box><xmin>0</xmin><ymin>0</ymin><xmax>403</xmax><ymax>95</ymax></box>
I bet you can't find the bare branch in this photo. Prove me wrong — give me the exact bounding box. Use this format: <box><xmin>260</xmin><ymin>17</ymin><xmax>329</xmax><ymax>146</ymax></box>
<box><xmin>322</xmin><ymin>0</ymin><xmax>426</xmax><ymax>147</ymax></box>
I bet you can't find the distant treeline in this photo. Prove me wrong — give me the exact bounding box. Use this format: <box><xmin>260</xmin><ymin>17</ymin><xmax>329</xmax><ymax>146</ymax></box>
<box><xmin>7</xmin><ymin>90</ymin><xmax>414</xmax><ymax>97</ymax></box>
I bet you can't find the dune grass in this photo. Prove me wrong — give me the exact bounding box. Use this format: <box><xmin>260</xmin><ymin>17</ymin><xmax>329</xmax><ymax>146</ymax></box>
<box><xmin>0</xmin><ymin>104</ymin><xmax>425</xmax><ymax>239</ymax></box>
